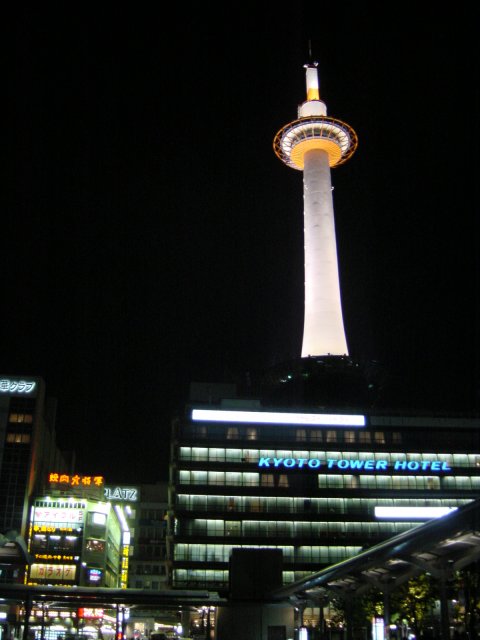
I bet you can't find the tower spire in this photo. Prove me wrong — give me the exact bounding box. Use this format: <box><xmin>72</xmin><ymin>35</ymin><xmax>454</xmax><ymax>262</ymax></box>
<box><xmin>273</xmin><ymin>64</ymin><xmax>358</xmax><ymax>357</ymax></box>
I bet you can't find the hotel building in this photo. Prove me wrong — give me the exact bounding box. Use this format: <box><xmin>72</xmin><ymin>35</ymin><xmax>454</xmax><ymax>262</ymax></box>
<box><xmin>167</xmin><ymin>379</ymin><xmax>480</xmax><ymax>592</ymax></box>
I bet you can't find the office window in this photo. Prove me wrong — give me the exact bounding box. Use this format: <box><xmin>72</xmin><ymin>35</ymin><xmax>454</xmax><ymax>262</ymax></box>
<box><xmin>6</xmin><ymin>433</ymin><xmax>31</xmax><ymax>444</ymax></box>
<box><xmin>8</xmin><ymin>413</ymin><xmax>33</xmax><ymax>424</ymax></box>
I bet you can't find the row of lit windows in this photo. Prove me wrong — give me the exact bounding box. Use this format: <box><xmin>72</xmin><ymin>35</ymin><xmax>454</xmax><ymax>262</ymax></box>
<box><xmin>31</xmin><ymin>534</ymin><xmax>80</xmax><ymax>553</ymax></box>
<box><xmin>174</xmin><ymin>545</ymin><xmax>362</xmax><ymax>565</ymax></box>
<box><xmin>176</xmin><ymin>519</ymin><xmax>414</xmax><ymax>540</ymax></box>
<box><xmin>34</xmin><ymin>500</ymin><xmax>85</xmax><ymax>509</ymax></box>
<box><xmin>176</xmin><ymin>494</ymin><xmax>469</xmax><ymax>514</ymax></box>
<box><xmin>179</xmin><ymin>447</ymin><xmax>480</xmax><ymax>467</ymax></box>
<box><xmin>319</xmin><ymin>475</ymin><xmax>480</xmax><ymax>490</ymax></box>
<box><xmin>6</xmin><ymin>433</ymin><xmax>31</xmax><ymax>444</ymax></box>
<box><xmin>173</xmin><ymin>568</ymin><xmax>348</xmax><ymax>588</ymax></box>
<box><xmin>177</xmin><ymin>470</ymin><xmax>480</xmax><ymax>489</ymax></box>
<box><xmin>186</xmin><ymin>425</ymin><xmax>402</xmax><ymax>444</ymax></box>
<box><xmin>8</xmin><ymin>413</ymin><xmax>33</xmax><ymax>424</ymax></box>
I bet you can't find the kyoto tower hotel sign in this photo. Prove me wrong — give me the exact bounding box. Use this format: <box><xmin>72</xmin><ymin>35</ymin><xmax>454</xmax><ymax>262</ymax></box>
<box><xmin>274</xmin><ymin>63</ymin><xmax>357</xmax><ymax>357</ymax></box>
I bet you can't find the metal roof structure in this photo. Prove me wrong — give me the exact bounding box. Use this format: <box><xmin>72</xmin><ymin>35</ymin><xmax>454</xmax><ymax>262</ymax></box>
<box><xmin>269</xmin><ymin>498</ymin><xmax>480</xmax><ymax>604</ymax></box>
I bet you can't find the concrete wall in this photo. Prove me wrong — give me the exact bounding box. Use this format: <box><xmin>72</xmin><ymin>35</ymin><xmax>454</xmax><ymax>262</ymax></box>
<box><xmin>215</xmin><ymin>603</ymin><xmax>294</xmax><ymax>640</ymax></box>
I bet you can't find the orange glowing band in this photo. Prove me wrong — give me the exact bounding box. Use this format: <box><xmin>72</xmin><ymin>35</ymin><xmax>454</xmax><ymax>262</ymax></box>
<box><xmin>49</xmin><ymin>473</ymin><xmax>104</xmax><ymax>487</ymax></box>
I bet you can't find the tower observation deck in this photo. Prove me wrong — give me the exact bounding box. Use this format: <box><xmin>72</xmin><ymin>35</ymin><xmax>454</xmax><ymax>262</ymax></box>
<box><xmin>274</xmin><ymin>63</ymin><xmax>358</xmax><ymax>357</ymax></box>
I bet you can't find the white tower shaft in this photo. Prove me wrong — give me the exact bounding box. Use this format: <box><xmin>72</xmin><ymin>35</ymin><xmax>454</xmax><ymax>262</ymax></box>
<box><xmin>301</xmin><ymin>149</ymin><xmax>348</xmax><ymax>357</ymax></box>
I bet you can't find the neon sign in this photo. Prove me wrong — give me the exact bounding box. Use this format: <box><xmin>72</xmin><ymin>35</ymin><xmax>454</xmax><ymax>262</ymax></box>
<box><xmin>49</xmin><ymin>473</ymin><xmax>104</xmax><ymax>487</ymax></box>
<box><xmin>104</xmin><ymin>486</ymin><xmax>138</xmax><ymax>502</ymax></box>
<box><xmin>0</xmin><ymin>378</ymin><xmax>36</xmax><ymax>394</ymax></box>
<box><xmin>34</xmin><ymin>507</ymin><xmax>84</xmax><ymax>524</ymax></box>
<box><xmin>30</xmin><ymin>563</ymin><xmax>77</xmax><ymax>581</ymax></box>
<box><xmin>257</xmin><ymin>457</ymin><xmax>452</xmax><ymax>472</ymax></box>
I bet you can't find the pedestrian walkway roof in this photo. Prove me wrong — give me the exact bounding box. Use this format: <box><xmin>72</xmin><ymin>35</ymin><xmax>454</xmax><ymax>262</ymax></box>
<box><xmin>269</xmin><ymin>498</ymin><xmax>480</xmax><ymax>604</ymax></box>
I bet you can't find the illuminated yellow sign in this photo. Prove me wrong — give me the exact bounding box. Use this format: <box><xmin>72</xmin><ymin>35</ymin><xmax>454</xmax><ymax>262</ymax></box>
<box><xmin>35</xmin><ymin>554</ymin><xmax>75</xmax><ymax>561</ymax></box>
<box><xmin>49</xmin><ymin>473</ymin><xmax>104</xmax><ymax>487</ymax></box>
<box><xmin>30</xmin><ymin>563</ymin><xmax>77</xmax><ymax>581</ymax></box>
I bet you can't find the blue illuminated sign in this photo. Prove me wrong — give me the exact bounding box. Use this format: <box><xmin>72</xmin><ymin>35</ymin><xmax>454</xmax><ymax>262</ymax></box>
<box><xmin>257</xmin><ymin>457</ymin><xmax>452</xmax><ymax>472</ymax></box>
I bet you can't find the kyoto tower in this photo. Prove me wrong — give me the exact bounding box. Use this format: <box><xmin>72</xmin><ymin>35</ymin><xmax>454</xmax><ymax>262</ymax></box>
<box><xmin>274</xmin><ymin>63</ymin><xmax>358</xmax><ymax>358</ymax></box>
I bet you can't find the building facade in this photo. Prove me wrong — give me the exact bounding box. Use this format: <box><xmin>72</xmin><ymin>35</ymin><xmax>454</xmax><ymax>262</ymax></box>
<box><xmin>126</xmin><ymin>482</ymin><xmax>168</xmax><ymax>592</ymax></box>
<box><xmin>27</xmin><ymin>472</ymin><xmax>127</xmax><ymax>588</ymax></box>
<box><xmin>167</xmin><ymin>387</ymin><xmax>480</xmax><ymax>593</ymax></box>
<box><xmin>0</xmin><ymin>375</ymin><xmax>68</xmax><ymax>584</ymax></box>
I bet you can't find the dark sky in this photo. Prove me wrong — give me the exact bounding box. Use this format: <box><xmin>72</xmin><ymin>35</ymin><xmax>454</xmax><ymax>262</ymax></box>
<box><xmin>6</xmin><ymin>4</ymin><xmax>479</xmax><ymax>483</ymax></box>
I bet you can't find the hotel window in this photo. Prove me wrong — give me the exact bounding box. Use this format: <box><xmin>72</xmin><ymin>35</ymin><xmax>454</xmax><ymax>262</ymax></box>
<box><xmin>278</xmin><ymin>474</ymin><xmax>289</xmax><ymax>488</ymax></box>
<box><xmin>226</xmin><ymin>427</ymin><xmax>239</xmax><ymax>440</ymax></box>
<box><xmin>309</xmin><ymin>430</ymin><xmax>323</xmax><ymax>442</ymax></box>
<box><xmin>226</xmin><ymin>448</ymin><xmax>242</xmax><ymax>462</ymax></box>
<box><xmin>374</xmin><ymin>432</ymin><xmax>385</xmax><ymax>444</ymax></box>
<box><xmin>296</xmin><ymin>429</ymin><xmax>307</xmax><ymax>441</ymax></box>
<box><xmin>359</xmin><ymin>432</ymin><xmax>371</xmax><ymax>444</ymax></box>
<box><xmin>261</xmin><ymin>474</ymin><xmax>274</xmax><ymax>487</ymax></box>
<box><xmin>392</xmin><ymin>432</ymin><xmax>402</xmax><ymax>444</ymax></box>
<box><xmin>246</xmin><ymin>427</ymin><xmax>257</xmax><ymax>440</ymax></box>
<box><xmin>208</xmin><ymin>472</ymin><xmax>225</xmax><ymax>485</ymax></box>
<box><xmin>226</xmin><ymin>497</ymin><xmax>237</xmax><ymax>512</ymax></box>
<box><xmin>344</xmin><ymin>431</ymin><xmax>356</xmax><ymax>443</ymax></box>
<box><xmin>326</xmin><ymin>430</ymin><xmax>337</xmax><ymax>443</ymax></box>
<box><xmin>193</xmin><ymin>470</ymin><xmax>208</xmax><ymax>484</ymax></box>
<box><xmin>192</xmin><ymin>447</ymin><xmax>208</xmax><ymax>461</ymax></box>
<box><xmin>244</xmin><ymin>473</ymin><xmax>259</xmax><ymax>486</ymax></box>
<box><xmin>225</xmin><ymin>521</ymin><xmax>241</xmax><ymax>537</ymax></box>
<box><xmin>226</xmin><ymin>472</ymin><xmax>242</xmax><ymax>486</ymax></box>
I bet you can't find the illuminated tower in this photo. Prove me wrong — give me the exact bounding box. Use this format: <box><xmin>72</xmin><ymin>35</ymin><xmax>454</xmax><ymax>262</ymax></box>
<box><xmin>274</xmin><ymin>63</ymin><xmax>358</xmax><ymax>357</ymax></box>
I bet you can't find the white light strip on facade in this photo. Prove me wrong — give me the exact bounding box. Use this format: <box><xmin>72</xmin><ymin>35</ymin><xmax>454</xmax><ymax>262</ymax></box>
<box><xmin>114</xmin><ymin>505</ymin><xmax>130</xmax><ymax>533</ymax></box>
<box><xmin>191</xmin><ymin>408</ymin><xmax>365</xmax><ymax>427</ymax></box>
<box><xmin>374</xmin><ymin>506</ymin><xmax>457</xmax><ymax>519</ymax></box>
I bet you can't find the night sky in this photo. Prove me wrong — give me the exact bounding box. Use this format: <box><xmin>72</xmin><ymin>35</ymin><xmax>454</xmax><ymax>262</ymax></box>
<box><xmin>6</xmin><ymin>4</ymin><xmax>479</xmax><ymax>483</ymax></box>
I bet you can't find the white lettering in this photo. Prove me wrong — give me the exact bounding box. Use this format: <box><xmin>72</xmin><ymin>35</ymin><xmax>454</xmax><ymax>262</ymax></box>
<box><xmin>104</xmin><ymin>487</ymin><xmax>139</xmax><ymax>502</ymax></box>
<box><xmin>0</xmin><ymin>379</ymin><xmax>36</xmax><ymax>394</ymax></box>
